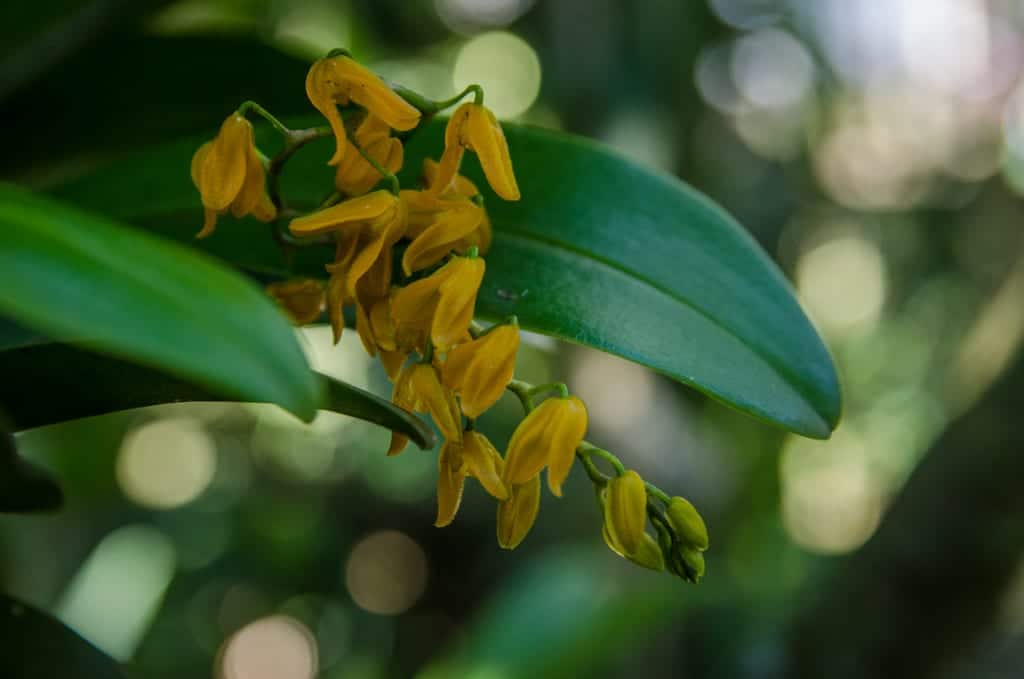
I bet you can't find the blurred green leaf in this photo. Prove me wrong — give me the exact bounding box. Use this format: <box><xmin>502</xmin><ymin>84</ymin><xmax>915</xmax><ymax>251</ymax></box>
<box><xmin>51</xmin><ymin>121</ymin><xmax>840</xmax><ymax>438</ymax></box>
<box><xmin>0</xmin><ymin>343</ymin><xmax>434</xmax><ymax>449</ymax></box>
<box><xmin>0</xmin><ymin>423</ymin><xmax>62</xmax><ymax>513</ymax></box>
<box><xmin>421</xmin><ymin>548</ymin><xmax>689</xmax><ymax>679</ymax></box>
<box><xmin>0</xmin><ymin>0</ymin><xmax>173</xmax><ymax>100</ymax></box>
<box><xmin>1</xmin><ymin>35</ymin><xmax>311</xmax><ymax>180</ymax></box>
<box><xmin>0</xmin><ymin>593</ymin><xmax>124</xmax><ymax>677</ymax></box>
<box><xmin>0</xmin><ymin>183</ymin><xmax>321</xmax><ymax>423</ymax></box>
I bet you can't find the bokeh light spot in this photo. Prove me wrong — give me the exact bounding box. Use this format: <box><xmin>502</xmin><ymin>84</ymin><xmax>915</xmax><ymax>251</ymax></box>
<box><xmin>781</xmin><ymin>430</ymin><xmax>883</xmax><ymax>554</ymax></box>
<box><xmin>117</xmin><ymin>417</ymin><xmax>216</xmax><ymax>509</ymax></box>
<box><xmin>453</xmin><ymin>31</ymin><xmax>541</xmax><ymax>118</ymax></box>
<box><xmin>345</xmin><ymin>531</ymin><xmax>428</xmax><ymax>615</ymax></box>
<box><xmin>217</xmin><ymin>615</ymin><xmax>318</xmax><ymax>679</ymax></box>
<box><xmin>797</xmin><ymin>231</ymin><xmax>887</xmax><ymax>335</ymax></box>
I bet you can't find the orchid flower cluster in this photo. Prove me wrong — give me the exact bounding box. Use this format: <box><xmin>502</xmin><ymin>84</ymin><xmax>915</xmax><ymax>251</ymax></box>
<box><xmin>189</xmin><ymin>50</ymin><xmax>708</xmax><ymax>582</ymax></box>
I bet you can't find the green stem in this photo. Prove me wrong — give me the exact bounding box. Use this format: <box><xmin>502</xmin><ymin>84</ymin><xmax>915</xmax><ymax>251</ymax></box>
<box><xmin>527</xmin><ymin>382</ymin><xmax>569</xmax><ymax>401</ymax></box>
<box><xmin>394</xmin><ymin>83</ymin><xmax>484</xmax><ymax>115</ymax></box>
<box><xmin>238</xmin><ymin>100</ymin><xmax>292</xmax><ymax>137</ymax></box>
<box><xmin>576</xmin><ymin>449</ymin><xmax>610</xmax><ymax>486</ymax></box>
<box><xmin>506</xmin><ymin>379</ymin><xmax>534</xmax><ymax>412</ymax></box>
<box><xmin>581</xmin><ymin>444</ymin><xmax>626</xmax><ymax>476</ymax></box>
<box><xmin>645</xmin><ymin>482</ymin><xmax>672</xmax><ymax>505</ymax></box>
<box><xmin>267</xmin><ymin>126</ymin><xmax>334</xmax><ymax>211</ymax></box>
<box><xmin>350</xmin><ymin>135</ymin><xmax>400</xmax><ymax>195</ymax></box>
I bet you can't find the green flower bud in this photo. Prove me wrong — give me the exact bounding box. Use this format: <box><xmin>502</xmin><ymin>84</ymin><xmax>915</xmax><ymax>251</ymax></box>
<box><xmin>666</xmin><ymin>496</ymin><xmax>709</xmax><ymax>551</ymax></box>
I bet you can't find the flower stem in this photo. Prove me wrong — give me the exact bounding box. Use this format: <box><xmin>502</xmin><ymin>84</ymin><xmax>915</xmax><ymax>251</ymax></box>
<box><xmin>350</xmin><ymin>135</ymin><xmax>401</xmax><ymax>195</ymax></box>
<box><xmin>394</xmin><ymin>83</ymin><xmax>484</xmax><ymax>115</ymax></box>
<box><xmin>238</xmin><ymin>100</ymin><xmax>292</xmax><ymax>137</ymax></box>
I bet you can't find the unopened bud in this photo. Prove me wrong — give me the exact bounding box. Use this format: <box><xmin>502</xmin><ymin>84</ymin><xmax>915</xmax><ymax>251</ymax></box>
<box><xmin>666</xmin><ymin>496</ymin><xmax>709</xmax><ymax>551</ymax></box>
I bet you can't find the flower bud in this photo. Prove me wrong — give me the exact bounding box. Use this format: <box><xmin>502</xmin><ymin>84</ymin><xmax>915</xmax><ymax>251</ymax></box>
<box><xmin>666</xmin><ymin>496</ymin><xmax>709</xmax><ymax>551</ymax></box>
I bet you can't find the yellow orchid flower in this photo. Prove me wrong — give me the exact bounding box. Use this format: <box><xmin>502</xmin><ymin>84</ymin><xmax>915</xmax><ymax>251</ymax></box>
<box><xmin>290</xmin><ymin>189</ymin><xmax>407</xmax><ymax>296</ymax></box>
<box><xmin>420</xmin><ymin>159</ymin><xmax>492</xmax><ymax>255</ymax></box>
<box><xmin>666</xmin><ymin>496</ymin><xmax>709</xmax><ymax>552</ymax></box>
<box><xmin>430</xmin><ymin>102</ymin><xmax>520</xmax><ymax>201</ymax></box>
<box><xmin>402</xmin><ymin>200</ymin><xmax>485</xmax><ymax>275</ymax></box>
<box><xmin>265</xmin><ymin>279</ymin><xmax>324</xmax><ymax>325</ymax></box>
<box><xmin>435</xmin><ymin>431</ymin><xmax>508</xmax><ymax>527</ymax></box>
<box><xmin>602</xmin><ymin>470</ymin><xmax>665</xmax><ymax>571</ymax></box>
<box><xmin>190</xmin><ymin>113</ymin><xmax>276</xmax><ymax>238</ymax></box>
<box><xmin>496</xmin><ymin>475</ymin><xmax>540</xmax><ymax>549</ymax></box>
<box><xmin>442</xmin><ymin>324</ymin><xmax>519</xmax><ymax>418</ymax></box>
<box><xmin>502</xmin><ymin>395</ymin><xmax>588</xmax><ymax>497</ymax></box>
<box><xmin>306</xmin><ymin>54</ymin><xmax>421</xmax><ymax>166</ymax></box>
<box><xmin>388</xmin><ymin>363</ymin><xmax>462</xmax><ymax>455</ymax></box>
<box><xmin>335</xmin><ymin>114</ymin><xmax>404</xmax><ymax>196</ymax></box>
<box><xmin>391</xmin><ymin>255</ymin><xmax>485</xmax><ymax>352</ymax></box>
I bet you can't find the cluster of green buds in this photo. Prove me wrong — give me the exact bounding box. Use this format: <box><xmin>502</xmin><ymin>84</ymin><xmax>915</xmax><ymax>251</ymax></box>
<box><xmin>188</xmin><ymin>49</ymin><xmax>708</xmax><ymax>581</ymax></box>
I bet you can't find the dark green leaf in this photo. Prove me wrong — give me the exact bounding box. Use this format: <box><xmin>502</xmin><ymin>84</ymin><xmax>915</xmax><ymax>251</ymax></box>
<box><xmin>0</xmin><ymin>0</ymin><xmax>173</xmax><ymax>100</ymax></box>
<box><xmin>0</xmin><ymin>593</ymin><xmax>125</xmax><ymax>678</ymax></box>
<box><xmin>1</xmin><ymin>35</ymin><xmax>311</xmax><ymax>180</ymax></box>
<box><xmin>0</xmin><ymin>184</ymin><xmax>321</xmax><ymax>423</ymax></box>
<box><xmin>0</xmin><ymin>420</ymin><xmax>63</xmax><ymax>513</ymax></box>
<box><xmin>0</xmin><ymin>343</ymin><xmax>434</xmax><ymax>450</ymax></box>
<box><xmin>50</xmin><ymin>120</ymin><xmax>841</xmax><ymax>438</ymax></box>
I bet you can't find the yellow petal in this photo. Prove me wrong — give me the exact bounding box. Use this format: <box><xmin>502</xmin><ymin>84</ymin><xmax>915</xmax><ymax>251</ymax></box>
<box><xmin>408</xmin><ymin>364</ymin><xmax>462</xmax><ymax>442</ymax></box>
<box><xmin>326</xmin><ymin>270</ymin><xmax>346</xmax><ymax>344</ymax></box>
<box><xmin>465</xmin><ymin>105</ymin><xmax>520</xmax><ymax>201</ymax></box>
<box><xmin>334</xmin><ymin>56</ymin><xmax>421</xmax><ymax>131</ymax></box>
<box><xmin>335</xmin><ymin>133</ymin><xmax>404</xmax><ymax>196</ymax></box>
<box><xmin>496</xmin><ymin>475</ymin><xmax>540</xmax><ymax>549</ymax></box>
<box><xmin>289</xmin><ymin>190</ymin><xmax>396</xmax><ymax>236</ymax></box>
<box><xmin>544</xmin><ymin>395</ymin><xmax>588</xmax><ymax>497</ymax></box>
<box><xmin>370</xmin><ymin>296</ymin><xmax>397</xmax><ymax>351</ymax></box>
<box><xmin>346</xmin><ymin>200</ymin><xmax>406</xmax><ymax>297</ymax></box>
<box><xmin>435</xmin><ymin>441</ymin><xmax>466</xmax><ymax>527</ymax></box>
<box><xmin>429</xmin><ymin>104</ymin><xmax>473</xmax><ymax>197</ymax></box>
<box><xmin>461</xmin><ymin>432</ymin><xmax>508</xmax><ymax>501</ymax></box>
<box><xmin>402</xmin><ymin>203</ymin><xmax>483</xmax><ymax>275</ymax></box>
<box><xmin>190</xmin><ymin>142</ymin><xmax>212</xmax><ymax>190</ymax></box>
<box><xmin>196</xmin><ymin>208</ymin><xmax>219</xmax><ymax>239</ymax></box>
<box><xmin>230</xmin><ymin>143</ymin><xmax>276</xmax><ymax>222</ymax></box>
<box><xmin>305</xmin><ymin>59</ymin><xmax>349</xmax><ymax>166</ymax></box>
<box><xmin>198</xmin><ymin>114</ymin><xmax>252</xmax><ymax>210</ymax></box>
<box><xmin>387</xmin><ymin>364</ymin><xmax>418</xmax><ymax>456</ymax></box>
<box><xmin>265</xmin><ymin>279</ymin><xmax>324</xmax><ymax>326</ymax></box>
<box><xmin>354</xmin><ymin>293</ymin><xmax>377</xmax><ymax>356</ymax></box>
<box><xmin>604</xmin><ymin>470</ymin><xmax>648</xmax><ymax>557</ymax></box>
<box><xmin>432</xmin><ymin>256</ymin><xmax>485</xmax><ymax>351</ymax></box>
<box><xmin>503</xmin><ymin>395</ymin><xmax>587</xmax><ymax>492</ymax></box>
<box><xmin>447</xmin><ymin>325</ymin><xmax>519</xmax><ymax>419</ymax></box>
<box><xmin>379</xmin><ymin>349</ymin><xmax>407</xmax><ymax>381</ymax></box>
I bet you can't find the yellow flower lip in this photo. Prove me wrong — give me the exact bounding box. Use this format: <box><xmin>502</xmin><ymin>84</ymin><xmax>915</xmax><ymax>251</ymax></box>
<box><xmin>288</xmin><ymin>190</ymin><xmax>398</xmax><ymax>237</ymax></box>
<box><xmin>436</xmin><ymin>431</ymin><xmax>508</xmax><ymax>528</ymax></box>
<box><xmin>502</xmin><ymin>394</ymin><xmax>588</xmax><ymax>497</ymax></box>
<box><xmin>430</xmin><ymin>102</ymin><xmax>521</xmax><ymax>202</ymax></box>
<box><xmin>306</xmin><ymin>55</ymin><xmax>421</xmax><ymax>166</ymax></box>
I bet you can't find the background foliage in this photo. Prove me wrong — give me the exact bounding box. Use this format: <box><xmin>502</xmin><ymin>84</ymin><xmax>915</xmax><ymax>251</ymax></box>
<box><xmin>3</xmin><ymin>1</ymin><xmax>1024</xmax><ymax>678</ymax></box>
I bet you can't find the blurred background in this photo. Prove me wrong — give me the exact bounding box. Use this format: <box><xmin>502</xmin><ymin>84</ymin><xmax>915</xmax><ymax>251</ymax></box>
<box><xmin>4</xmin><ymin>0</ymin><xmax>1024</xmax><ymax>677</ymax></box>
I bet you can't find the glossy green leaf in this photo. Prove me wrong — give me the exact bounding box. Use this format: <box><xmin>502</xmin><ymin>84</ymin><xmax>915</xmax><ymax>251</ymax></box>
<box><xmin>0</xmin><ymin>183</ymin><xmax>321</xmax><ymax>422</ymax></box>
<box><xmin>0</xmin><ymin>343</ymin><xmax>434</xmax><ymax>450</ymax></box>
<box><xmin>50</xmin><ymin>121</ymin><xmax>840</xmax><ymax>438</ymax></box>
<box><xmin>0</xmin><ymin>593</ymin><xmax>125</xmax><ymax>677</ymax></box>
